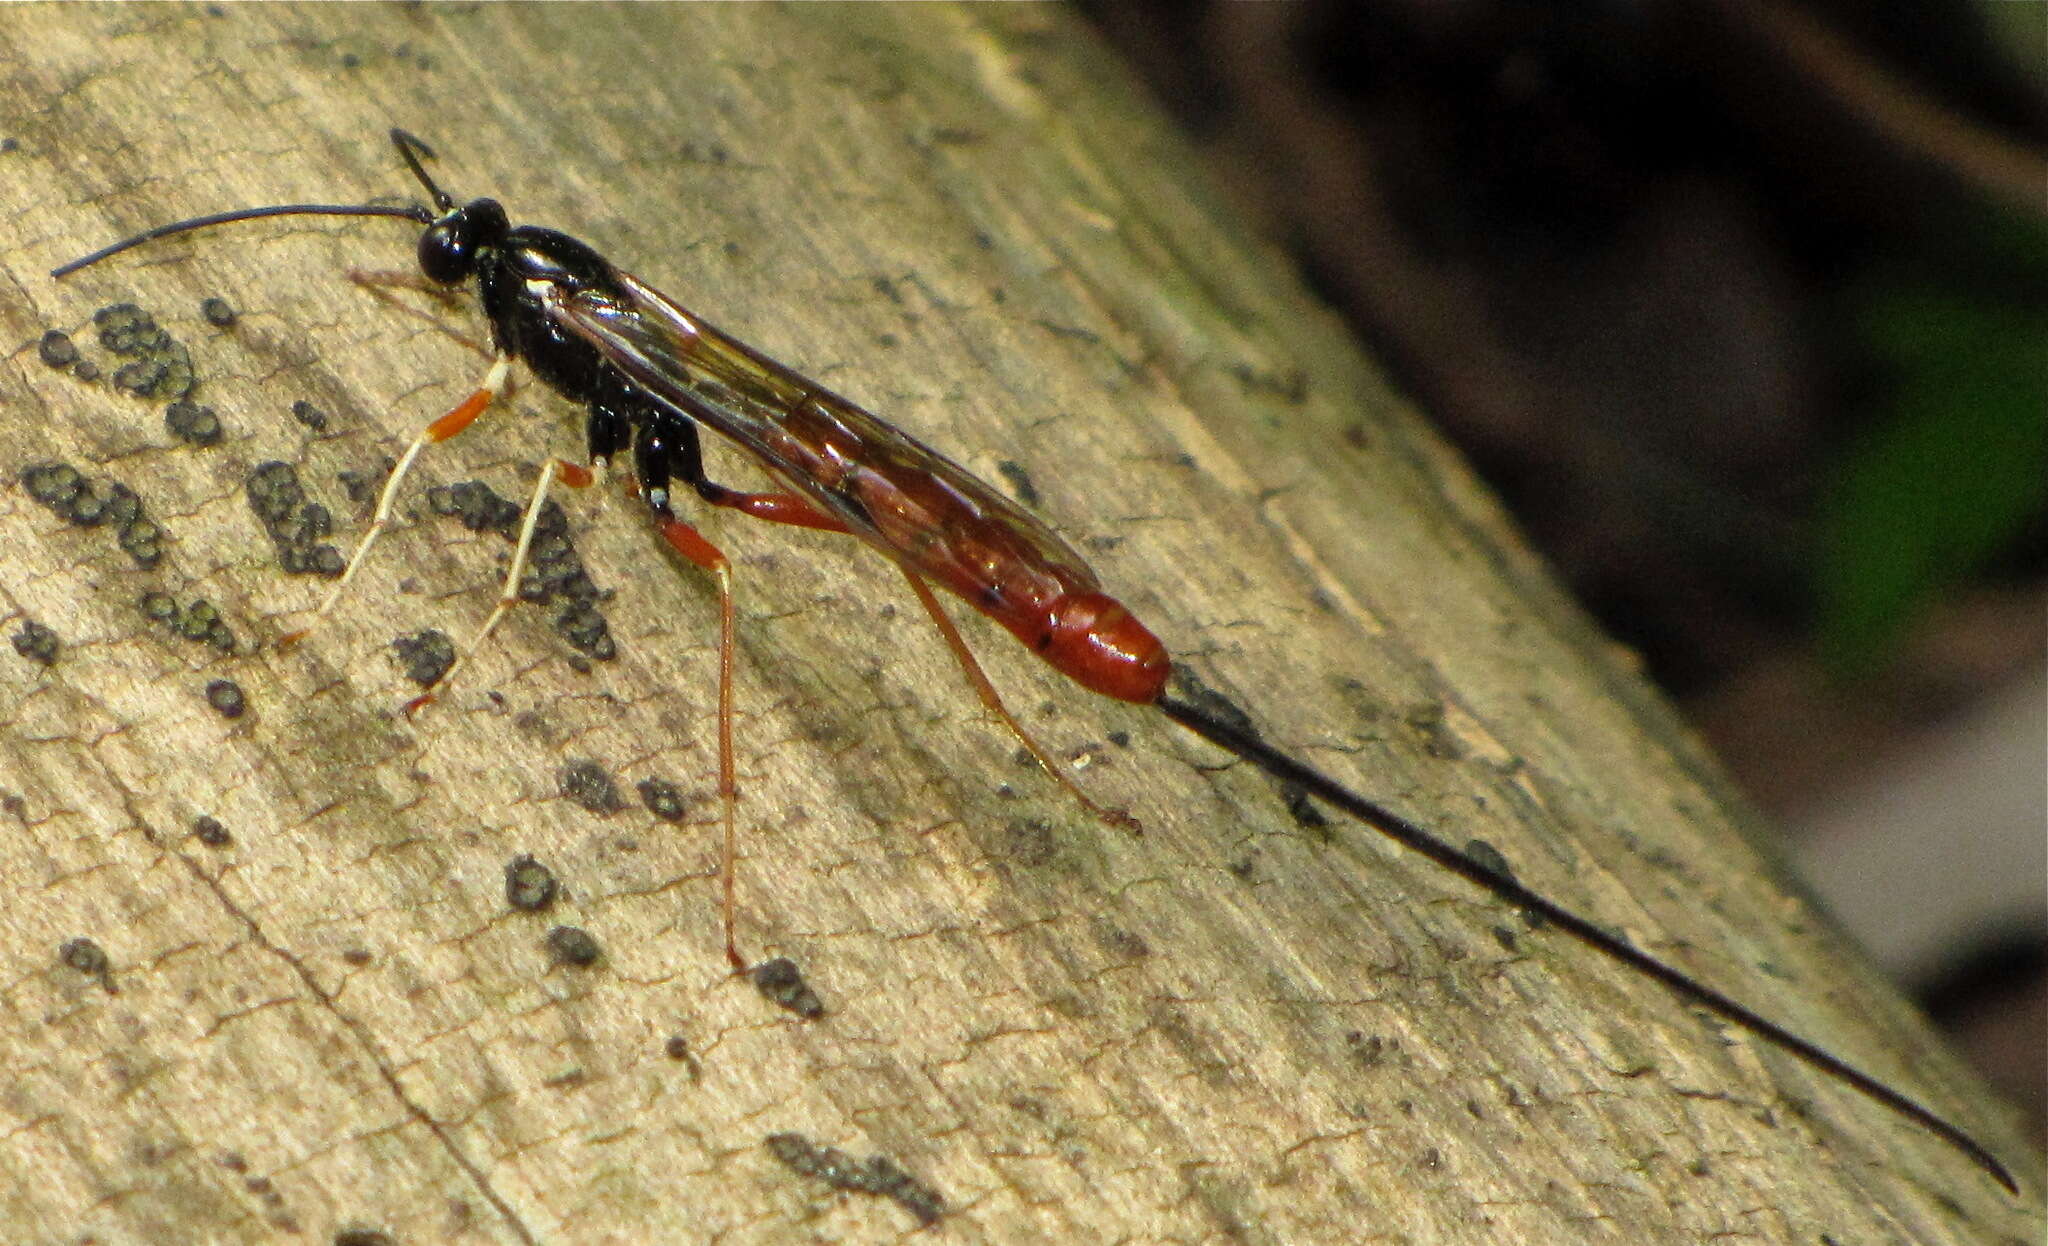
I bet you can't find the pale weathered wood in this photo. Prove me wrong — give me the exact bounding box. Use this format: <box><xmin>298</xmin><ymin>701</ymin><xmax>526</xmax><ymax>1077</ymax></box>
<box><xmin>0</xmin><ymin>6</ymin><xmax>2036</xmax><ymax>1243</ymax></box>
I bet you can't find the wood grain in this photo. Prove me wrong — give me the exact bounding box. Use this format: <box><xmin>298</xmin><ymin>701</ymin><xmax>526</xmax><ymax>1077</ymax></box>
<box><xmin>0</xmin><ymin>5</ymin><xmax>2035</xmax><ymax>1242</ymax></box>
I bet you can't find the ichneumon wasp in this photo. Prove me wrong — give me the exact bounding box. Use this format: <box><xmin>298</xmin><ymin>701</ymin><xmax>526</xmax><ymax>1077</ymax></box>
<box><xmin>50</xmin><ymin>129</ymin><xmax>2015</xmax><ymax>1193</ymax></box>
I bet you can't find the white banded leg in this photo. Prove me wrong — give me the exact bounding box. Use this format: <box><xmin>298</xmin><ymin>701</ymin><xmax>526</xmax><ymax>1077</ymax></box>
<box><xmin>281</xmin><ymin>355</ymin><xmax>513</xmax><ymax>647</ymax></box>
<box><xmin>403</xmin><ymin>453</ymin><xmax>595</xmax><ymax>714</ymax></box>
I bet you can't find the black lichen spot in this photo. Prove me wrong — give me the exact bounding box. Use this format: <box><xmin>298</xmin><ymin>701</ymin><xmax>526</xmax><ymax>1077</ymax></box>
<box><xmin>751</xmin><ymin>957</ymin><xmax>825</xmax><ymax>1020</ymax></box>
<box><xmin>635</xmin><ymin>777</ymin><xmax>688</xmax><ymax>823</ymax></box>
<box><xmin>390</xmin><ymin>630</ymin><xmax>454</xmax><ymax>687</ymax></box>
<box><xmin>199</xmin><ymin>297</ymin><xmax>237</xmax><ymax>328</ymax></box>
<box><xmin>544</xmin><ymin>924</ymin><xmax>601</xmax><ymax>968</ymax></box>
<box><xmin>244</xmin><ymin>461</ymin><xmax>343</xmax><ymax>577</ymax></box>
<box><xmin>1465</xmin><ymin>839</ymin><xmax>1543</xmax><ymax>930</ymax></box>
<box><xmin>1345</xmin><ymin>1030</ymin><xmax>1391</xmax><ymax>1070</ymax></box>
<box><xmin>504</xmin><ymin>854</ymin><xmax>558</xmax><ymax>912</ymax></box>
<box><xmin>559</xmin><ymin>760</ymin><xmax>623</xmax><ymax>815</ymax></box>
<box><xmin>337</xmin><ymin>465</ymin><xmax>382</xmax><ymax>504</ymax></box>
<box><xmin>393</xmin><ymin>43</ymin><xmax>437</xmax><ymax>72</ymax></box>
<box><xmin>523</xmin><ymin>502</ymin><xmax>615</xmax><ymax>660</ymax></box>
<box><xmin>1096</xmin><ymin>925</ymin><xmax>1151</xmax><ymax>961</ymax></box>
<box><xmin>340</xmin><ymin>948</ymin><xmax>371</xmax><ymax>967</ymax></box>
<box><xmin>1404</xmin><ymin>702</ymin><xmax>1464</xmax><ymax>760</ymax></box>
<box><xmin>1227</xmin><ymin>361</ymin><xmax>1310</xmax><ymax>404</ymax></box>
<box><xmin>332</xmin><ymin>1230</ymin><xmax>393</xmax><ymax>1246</ymax></box>
<box><xmin>59</xmin><ymin>937</ymin><xmax>107</xmax><ymax>975</ymax></box>
<box><xmin>0</xmin><ymin>137</ymin><xmax>17</xmax><ymax>153</ymax></box>
<box><xmin>551</xmin><ymin>601</ymin><xmax>614</xmax><ymax>661</ymax></box>
<box><xmin>94</xmin><ymin>302</ymin><xmax>159</xmax><ymax>352</ymax></box>
<box><xmin>72</xmin><ymin>359</ymin><xmax>100</xmax><ymax>382</ymax></box>
<box><xmin>996</xmin><ymin>459</ymin><xmax>1041</xmax><ymax>507</ymax></box>
<box><xmin>763</xmin><ymin>1133</ymin><xmax>944</xmax><ymax>1227</ymax></box>
<box><xmin>164</xmin><ymin>400</ymin><xmax>222</xmax><ymax>446</ymax></box>
<box><xmin>117</xmin><ymin>516</ymin><xmax>163</xmax><ymax>566</ymax></box>
<box><xmin>137</xmin><ymin>594</ymin><xmax>236</xmax><ymax>652</ymax></box>
<box><xmin>138</xmin><ymin>592</ymin><xmax>179</xmax><ymax>623</ymax></box>
<box><xmin>59</xmin><ymin>936</ymin><xmax>115</xmax><ymax>992</ymax></box>
<box><xmin>11</xmin><ymin>620</ymin><xmax>58</xmax><ymax>665</ymax></box>
<box><xmin>175</xmin><ymin>598</ymin><xmax>229</xmax><ymax>647</ymax></box>
<box><xmin>426</xmin><ymin>480</ymin><xmax>522</xmax><ymax>534</ymax></box>
<box><xmin>290</xmin><ymin>399</ymin><xmax>329</xmax><ymax>432</ymax></box>
<box><xmin>1282</xmin><ymin>784</ymin><xmax>1328</xmax><ymax>832</ymax></box>
<box><xmin>205</xmin><ymin>678</ymin><xmax>247</xmax><ymax>719</ymax></box>
<box><xmin>664</xmin><ymin>1033</ymin><xmax>703</xmax><ymax>1079</ymax></box>
<box><xmin>427</xmin><ymin>482</ymin><xmax>616</xmax><ymax>661</ymax></box>
<box><xmin>678</xmin><ymin>140</ymin><xmax>731</xmax><ymax>166</ymax></box>
<box><xmin>1464</xmin><ymin>838</ymin><xmax>1514</xmax><ymax>883</ymax></box>
<box><xmin>193</xmin><ymin>815</ymin><xmax>232</xmax><ymax>847</ymax></box>
<box><xmin>21</xmin><ymin>462</ymin><xmax>83</xmax><ymax>509</ymax></box>
<box><xmin>95</xmin><ymin>302</ymin><xmax>195</xmax><ymax>401</ymax></box>
<box><xmin>20</xmin><ymin>463</ymin><xmax>163</xmax><ymax>568</ymax></box>
<box><xmin>861</xmin><ymin>1155</ymin><xmax>945</xmax><ymax>1227</ymax></box>
<box><xmin>99</xmin><ymin>481</ymin><xmax>141</xmax><ymax>528</ymax></box>
<box><xmin>37</xmin><ymin>330</ymin><xmax>77</xmax><ymax>368</ymax></box>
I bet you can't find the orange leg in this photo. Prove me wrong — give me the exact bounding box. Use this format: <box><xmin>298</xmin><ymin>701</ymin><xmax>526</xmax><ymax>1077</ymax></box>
<box><xmin>897</xmin><ymin>571</ymin><xmax>1141</xmax><ymax>834</ymax></box>
<box><xmin>698</xmin><ymin>488</ymin><xmax>1139</xmax><ymax>834</ymax></box>
<box><xmin>280</xmin><ymin>354</ymin><xmax>512</xmax><ymax>648</ymax></box>
<box><xmin>697</xmin><ymin>487</ymin><xmax>848</xmax><ymax>534</ymax></box>
<box><xmin>642</xmin><ymin>488</ymin><xmax>838</xmax><ymax>972</ymax></box>
<box><xmin>652</xmin><ymin>514</ymin><xmax>746</xmax><ymax>971</ymax></box>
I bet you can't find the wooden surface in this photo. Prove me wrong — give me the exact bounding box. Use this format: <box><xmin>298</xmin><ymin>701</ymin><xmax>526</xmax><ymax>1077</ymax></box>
<box><xmin>0</xmin><ymin>6</ymin><xmax>2037</xmax><ymax>1243</ymax></box>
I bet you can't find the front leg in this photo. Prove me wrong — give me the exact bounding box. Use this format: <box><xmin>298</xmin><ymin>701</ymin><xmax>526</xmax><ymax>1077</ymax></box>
<box><xmin>346</xmin><ymin>268</ymin><xmax>490</xmax><ymax>357</ymax></box>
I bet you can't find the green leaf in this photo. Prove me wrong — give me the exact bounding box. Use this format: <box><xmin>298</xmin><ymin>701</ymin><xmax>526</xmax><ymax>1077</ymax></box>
<box><xmin>1817</xmin><ymin>285</ymin><xmax>2048</xmax><ymax>678</ymax></box>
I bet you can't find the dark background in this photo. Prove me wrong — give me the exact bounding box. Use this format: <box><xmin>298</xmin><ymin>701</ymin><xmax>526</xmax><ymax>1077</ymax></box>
<box><xmin>1080</xmin><ymin>0</ymin><xmax>2046</xmax><ymax>1147</ymax></box>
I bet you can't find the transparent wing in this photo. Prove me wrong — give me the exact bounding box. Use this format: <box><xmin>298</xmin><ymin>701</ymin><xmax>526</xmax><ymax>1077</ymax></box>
<box><xmin>550</xmin><ymin>272</ymin><xmax>1103</xmax><ymax>610</ymax></box>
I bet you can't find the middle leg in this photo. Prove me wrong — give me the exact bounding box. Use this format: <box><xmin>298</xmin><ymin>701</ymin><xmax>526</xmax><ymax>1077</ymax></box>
<box><xmin>634</xmin><ymin>415</ymin><xmax>749</xmax><ymax>971</ymax></box>
<box><xmin>401</xmin><ymin>453</ymin><xmax>596</xmax><ymax>715</ymax></box>
<box><xmin>404</xmin><ymin>392</ymin><xmax>637</xmax><ymax>711</ymax></box>
<box><xmin>646</xmin><ymin>414</ymin><xmax>1138</xmax><ymax>834</ymax></box>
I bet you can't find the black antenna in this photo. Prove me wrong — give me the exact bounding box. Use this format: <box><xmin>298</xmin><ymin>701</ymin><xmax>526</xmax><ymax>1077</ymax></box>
<box><xmin>49</xmin><ymin>129</ymin><xmax>457</xmax><ymax>281</ymax></box>
<box><xmin>389</xmin><ymin>128</ymin><xmax>456</xmax><ymax>212</ymax></box>
<box><xmin>51</xmin><ymin>201</ymin><xmax>433</xmax><ymax>279</ymax></box>
<box><xmin>1154</xmin><ymin>692</ymin><xmax>2018</xmax><ymax>1193</ymax></box>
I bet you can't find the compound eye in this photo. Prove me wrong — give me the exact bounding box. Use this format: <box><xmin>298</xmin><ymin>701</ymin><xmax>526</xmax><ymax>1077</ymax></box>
<box><xmin>418</xmin><ymin>221</ymin><xmax>472</xmax><ymax>284</ymax></box>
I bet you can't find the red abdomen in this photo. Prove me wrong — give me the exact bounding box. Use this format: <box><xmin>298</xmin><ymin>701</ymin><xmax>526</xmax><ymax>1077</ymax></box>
<box><xmin>1011</xmin><ymin>592</ymin><xmax>1170</xmax><ymax>704</ymax></box>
